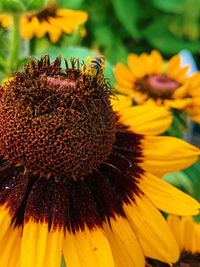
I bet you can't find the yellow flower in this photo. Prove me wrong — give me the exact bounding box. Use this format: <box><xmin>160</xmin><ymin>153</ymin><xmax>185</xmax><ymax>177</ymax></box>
<box><xmin>167</xmin><ymin>215</ymin><xmax>200</xmax><ymax>265</ymax></box>
<box><xmin>0</xmin><ymin>55</ymin><xmax>199</xmax><ymax>267</ymax></box>
<box><xmin>0</xmin><ymin>14</ymin><xmax>11</xmax><ymax>28</ymax></box>
<box><xmin>0</xmin><ymin>4</ymin><xmax>88</xmax><ymax>43</ymax></box>
<box><xmin>20</xmin><ymin>3</ymin><xmax>88</xmax><ymax>43</ymax></box>
<box><xmin>114</xmin><ymin>50</ymin><xmax>200</xmax><ymax>123</ymax></box>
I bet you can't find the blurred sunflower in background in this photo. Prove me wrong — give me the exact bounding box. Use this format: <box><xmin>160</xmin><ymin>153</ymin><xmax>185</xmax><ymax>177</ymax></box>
<box><xmin>0</xmin><ymin>55</ymin><xmax>199</xmax><ymax>267</ymax></box>
<box><xmin>20</xmin><ymin>3</ymin><xmax>88</xmax><ymax>43</ymax></box>
<box><xmin>168</xmin><ymin>215</ymin><xmax>200</xmax><ymax>253</ymax></box>
<box><xmin>166</xmin><ymin>215</ymin><xmax>200</xmax><ymax>266</ymax></box>
<box><xmin>114</xmin><ymin>50</ymin><xmax>200</xmax><ymax>124</ymax></box>
<box><xmin>0</xmin><ymin>13</ymin><xmax>11</xmax><ymax>28</ymax></box>
<box><xmin>0</xmin><ymin>3</ymin><xmax>88</xmax><ymax>43</ymax></box>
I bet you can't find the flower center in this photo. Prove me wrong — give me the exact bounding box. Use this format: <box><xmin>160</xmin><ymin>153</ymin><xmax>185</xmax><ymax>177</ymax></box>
<box><xmin>147</xmin><ymin>252</ymin><xmax>200</xmax><ymax>266</ymax></box>
<box><xmin>135</xmin><ymin>74</ymin><xmax>181</xmax><ymax>99</ymax></box>
<box><xmin>27</xmin><ymin>4</ymin><xmax>58</xmax><ymax>22</ymax></box>
<box><xmin>0</xmin><ymin>56</ymin><xmax>116</xmax><ymax>181</ymax></box>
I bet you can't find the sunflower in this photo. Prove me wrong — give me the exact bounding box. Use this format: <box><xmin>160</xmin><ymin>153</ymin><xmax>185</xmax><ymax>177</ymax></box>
<box><xmin>168</xmin><ymin>215</ymin><xmax>200</xmax><ymax>254</ymax></box>
<box><xmin>147</xmin><ymin>215</ymin><xmax>200</xmax><ymax>266</ymax></box>
<box><xmin>20</xmin><ymin>3</ymin><xmax>88</xmax><ymax>43</ymax></box>
<box><xmin>114</xmin><ymin>50</ymin><xmax>200</xmax><ymax>123</ymax></box>
<box><xmin>0</xmin><ymin>55</ymin><xmax>199</xmax><ymax>267</ymax></box>
<box><xmin>0</xmin><ymin>14</ymin><xmax>11</xmax><ymax>28</ymax></box>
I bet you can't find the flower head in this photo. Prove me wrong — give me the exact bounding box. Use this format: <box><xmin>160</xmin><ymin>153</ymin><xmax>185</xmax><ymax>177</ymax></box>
<box><xmin>0</xmin><ymin>14</ymin><xmax>11</xmax><ymax>28</ymax></box>
<box><xmin>114</xmin><ymin>50</ymin><xmax>200</xmax><ymax>123</ymax></box>
<box><xmin>20</xmin><ymin>3</ymin><xmax>88</xmax><ymax>43</ymax></box>
<box><xmin>0</xmin><ymin>55</ymin><xmax>199</xmax><ymax>267</ymax></box>
<box><xmin>162</xmin><ymin>215</ymin><xmax>200</xmax><ymax>266</ymax></box>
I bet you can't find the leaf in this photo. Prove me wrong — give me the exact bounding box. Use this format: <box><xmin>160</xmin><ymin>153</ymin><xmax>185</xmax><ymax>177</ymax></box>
<box><xmin>110</xmin><ymin>0</ymin><xmax>140</xmax><ymax>39</ymax></box>
<box><xmin>1</xmin><ymin>0</ymin><xmax>26</xmax><ymax>12</ymax></box>
<box><xmin>193</xmin><ymin>214</ymin><xmax>200</xmax><ymax>223</ymax></box>
<box><xmin>151</xmin><ymin>0</ymin><xmax>184</xmax><ymax>14</ymax></box>
<box><xmin>164</xmin><ymin>171</ymin><xmax>195</xmax><ymax>196</ymax></box>
<box><xmin>183</xmin><ymin>159</ymin><xmax>200</xmax><ymax>201</ymax></box>
<box><xmin>57</xmin><ymin>0</ymin><xmax>84</xmax><ymax>9</ymax></box>
<box><xmin>23</xmin><ymin>0</ymin><xmax>45</xmax><ymax>10</ymax></box>
<box><xmin>143</xmin><ymin>18</ymin><xmax>200</xmax><ymax>54</ymax></box>
<box><xmin>61</xmin><ymin>256</ymin><xmax>66</xmax><ymax>267</ymax></box>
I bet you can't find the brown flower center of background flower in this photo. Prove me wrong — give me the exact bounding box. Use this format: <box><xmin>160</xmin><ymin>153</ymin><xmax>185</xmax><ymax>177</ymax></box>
<box><xmin>146</xmin><ymin>252</ymin><xmax>200</xmax><ymax>266</ymax></box>
<box><xmin>0</xmin><ymin>56</ymin><xmax>116</xmax><ymax>181</ymax></box>
<box><xmin>27</xmin><ymin>4</ymin><xmax>58</xmax><ymax>22</ymax></box>
<box><xmin>135</xmin><ymin>74</ymin><xmax>181</xmax><ymax>100</ymax></box>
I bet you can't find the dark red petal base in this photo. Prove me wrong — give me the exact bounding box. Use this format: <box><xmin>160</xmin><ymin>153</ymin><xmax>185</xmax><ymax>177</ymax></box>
<box><xmin>0</xmin><ymin>128</ymin><xmax>144</xmax><ymax>233</ymax></box>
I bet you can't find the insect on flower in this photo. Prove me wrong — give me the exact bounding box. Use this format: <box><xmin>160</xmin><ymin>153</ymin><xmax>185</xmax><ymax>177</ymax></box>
<box><xmin>82</xmin><ymin>55</ymin><xmax>106</xmax><ymax>84</ymax></box>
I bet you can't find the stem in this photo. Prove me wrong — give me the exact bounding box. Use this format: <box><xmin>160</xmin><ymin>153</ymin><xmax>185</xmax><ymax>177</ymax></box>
<box><xmin>7</xmin><ymin>14</ymin><xmax>21</xmax><ymax>75</ymax></box>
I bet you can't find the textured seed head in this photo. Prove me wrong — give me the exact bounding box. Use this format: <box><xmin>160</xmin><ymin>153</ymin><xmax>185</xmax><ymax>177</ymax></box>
<box><xmin>0</xmin><ymin>55</ymin><xmax>116</xmax><ymax>180</ymax></box>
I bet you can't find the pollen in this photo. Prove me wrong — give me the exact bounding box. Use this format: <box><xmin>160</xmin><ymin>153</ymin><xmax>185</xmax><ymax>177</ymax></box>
<box><xmin>0</xmin><ymin>55</ymin><xmax>116</xmax><ymax>181</ymax></box>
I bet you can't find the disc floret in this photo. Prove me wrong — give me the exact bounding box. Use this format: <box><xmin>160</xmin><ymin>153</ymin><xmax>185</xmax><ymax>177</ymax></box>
<box><xmin>0</xmin><ymin>55</ymin><xmax>115</xmax><ymax>180</ymax></box>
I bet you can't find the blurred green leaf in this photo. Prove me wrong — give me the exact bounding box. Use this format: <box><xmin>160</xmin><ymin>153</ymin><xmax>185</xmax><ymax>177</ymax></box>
<box><xmin>23</xmin><ymin>0</ymin><xmax>45</xmax><ymax>10</ymax></box>
<box><xmin>110</xmin><ymin>0</ymin><xmax>140</xmax><ymax>40</ymax></box>
<box><xmin>193</xmin><ymin>214</ymin><xmax>200</xmax><ymax>223</ymax></box>
<box><xmin>183</xmin><ymin>158</ymin><xmax>200</xmax><ymax>201</ymax></box>
<box><xmin>162</xmin><ymin>109</ymin><xmax>188</xmax><ymax>138</ymax></box>
<box><xmin>61</xmin><ymin>256</ymin><xmax>66</xmax><ymax>267</ymax></box>
<box><xmin>56</xmin><ymin>0</ymin><xmax>84</xmax><ymax>9</ymax></box>
<box><xmin>151</xmin><ymin>0</ymin><xmax>184</xmax><ymax>14</ymax></box>
<box><xmin>0</xmin><ymin>71</ymin><xmax>7</xmax><ymax>85</ymax></box>
<box><xmin>143</xmin><ymin>18</ymin><xmax>200</xmax><ymax>54</ymax></box>
<box><xmin>164</xmin><ymin>159</ymin><xmax>200</xmax><ymax>201</ymax></box>
<box><xmin>1</xmin><ymin>0</ymin><xmax>25</xmax><ymax>12</ymax></box>
<box><xmin>164</xmin><ymin>171</ymin><xmax>195</xmax><ymax>196</ymax></box>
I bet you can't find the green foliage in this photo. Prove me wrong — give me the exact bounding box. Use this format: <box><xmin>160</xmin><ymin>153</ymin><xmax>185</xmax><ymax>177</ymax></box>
<box><xmin>0</xmin><ymin>0</ymin><xmax>46</xmax><ymax>12</ymax></box>
<box><xmin>163</xmin><ymin>109</ymin><xmax>188</xmax><ymax>138</ymax></box>
<box><xmin>78</xmin><ymin>0</ymin><xmax>200</xmax><ymax>62</ymax></box>
<box><xmin>164</xmin><ymin>159</ymin><xmax>200</xmax><ymax>201</ymax></box>
<box><xmin>110</xmin><ymin>0</ymin><xmax>141</xmax><ymax>40</ymax></box>
<box><xmin>0</xmin><ymin>0</ymin><xmax>26</xmax><ymax>12</ymax></box>
<box><xmin>57</xmin><ymin>0</ymin><xmax>84</xmax><ymax>9</ymax></box>
<box><xmin>151</xmin><ymin>0</ymin><xmax>185</xmax><ymax>14</ymax></box>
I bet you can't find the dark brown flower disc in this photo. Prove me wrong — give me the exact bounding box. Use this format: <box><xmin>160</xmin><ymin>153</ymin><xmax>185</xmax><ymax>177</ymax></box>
<box><xmin>0</xmin><ymin>56</ymin><xmax>116</xmax><ymax>180</ymax></box>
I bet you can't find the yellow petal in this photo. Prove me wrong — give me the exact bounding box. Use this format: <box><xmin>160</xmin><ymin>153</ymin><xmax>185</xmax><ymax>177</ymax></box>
<box><xmin>167</xmin><ymin>215</ymin><xmax>182</xmax><ymax>248</ymax></box>
<box><xmin>164</xmin><ymin>98</ymin><xmax>192</xmax><ymax>109</ymax></box>
<box><xmin>174</xmin><ymin>65</ymin><xmax>189</xmax><ymax>83</ymax></box>
<box><xmin>114</xmin><ymin>63</ymin><xmax>135</xmax><ymax>84</ymax></box>
<box><xmin>0</xmin><ymin>226</ymin><xmax>21</xmax><ymax>267</ymax></box>
<box><xmin>127</xmin><ymin>54</ymin><xmax>146</xmax><ymax>78</ymax></box>
<box><xmin>103</xmin><ymin>216</ymin><xmax>145</xmax><ymax>267</ymax></box>
<box><xmin>168</xmin><ymin>215</ymin><xmax>200</xmax><ymax>254</ymax></box>
<box><xmin>20</xmin><ymin>17</ymin><xmax>40</xmax><ymax>39</ymax></box>
<box><xmin>111</xmin><ymin>94</ymin><xmax>132</xmax><ymax>112</ymax></box>
<box><xmin>117</xmin><ymin>105</ymin><xmax>172</xmax><ymax>135</ymax></box>
<box><xmin>124</xmin><ymin>194</ymin><xmax>179</xmax><ymax>263</ymax></box>
<box><xmin>57</xmin><ymin>9</ymin><xmax>88</xmax><ymax>24</ymax></box>
<box><xmin>21</xmin><ymin>221</ymin><xmax>63</xmax><ymax>267</ymax></box>
<box><xmin>63</xmin><ymin>226</ymin><xmax>114</xmax><ymax>267</ymax></box>
<box><xmin>151</xmin><ymin>50</ymin><xmax>164</xmax><ymax>73</ymax></box>
<box><xmin>172</xmin><ymin>82</ymin><xmax>189</xmax><ymax>99</ymax></box>
<box><xmin>47</xmin><ymin>23</ymin><xmax>62</xmax><ymax>43</ymax></box>
<box><xmin>0</xmin><ymin>205</ymin><xmax>12</xmax><ymax>239</ymax></box>
<box><xmin>139</xmin><ymin>172</ymin><xmax>200</xmax><ymax>215</ymax></box>
<box><xmin>188</xmin><ymin>72</ymin><xmax>200</xmax><ymax>96</ymax></box>
<box><xmin>141</xmin><ymin>135</ymin><xmax>200</xmax><ymax>176</ymax></box>
<box><xmin>165</xmin><ymin>55</ymin><xmax>181</xmax><ymax>78</ymax></box>
<box><xmin>139</xmin><ymin>53</ymin><xmax>154</xmax><ymax>75</ymax></box>
<box><xmin>114</xmin><ymin>83</ymin><xmax>134</xmax><ymax>95</ymax></box>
